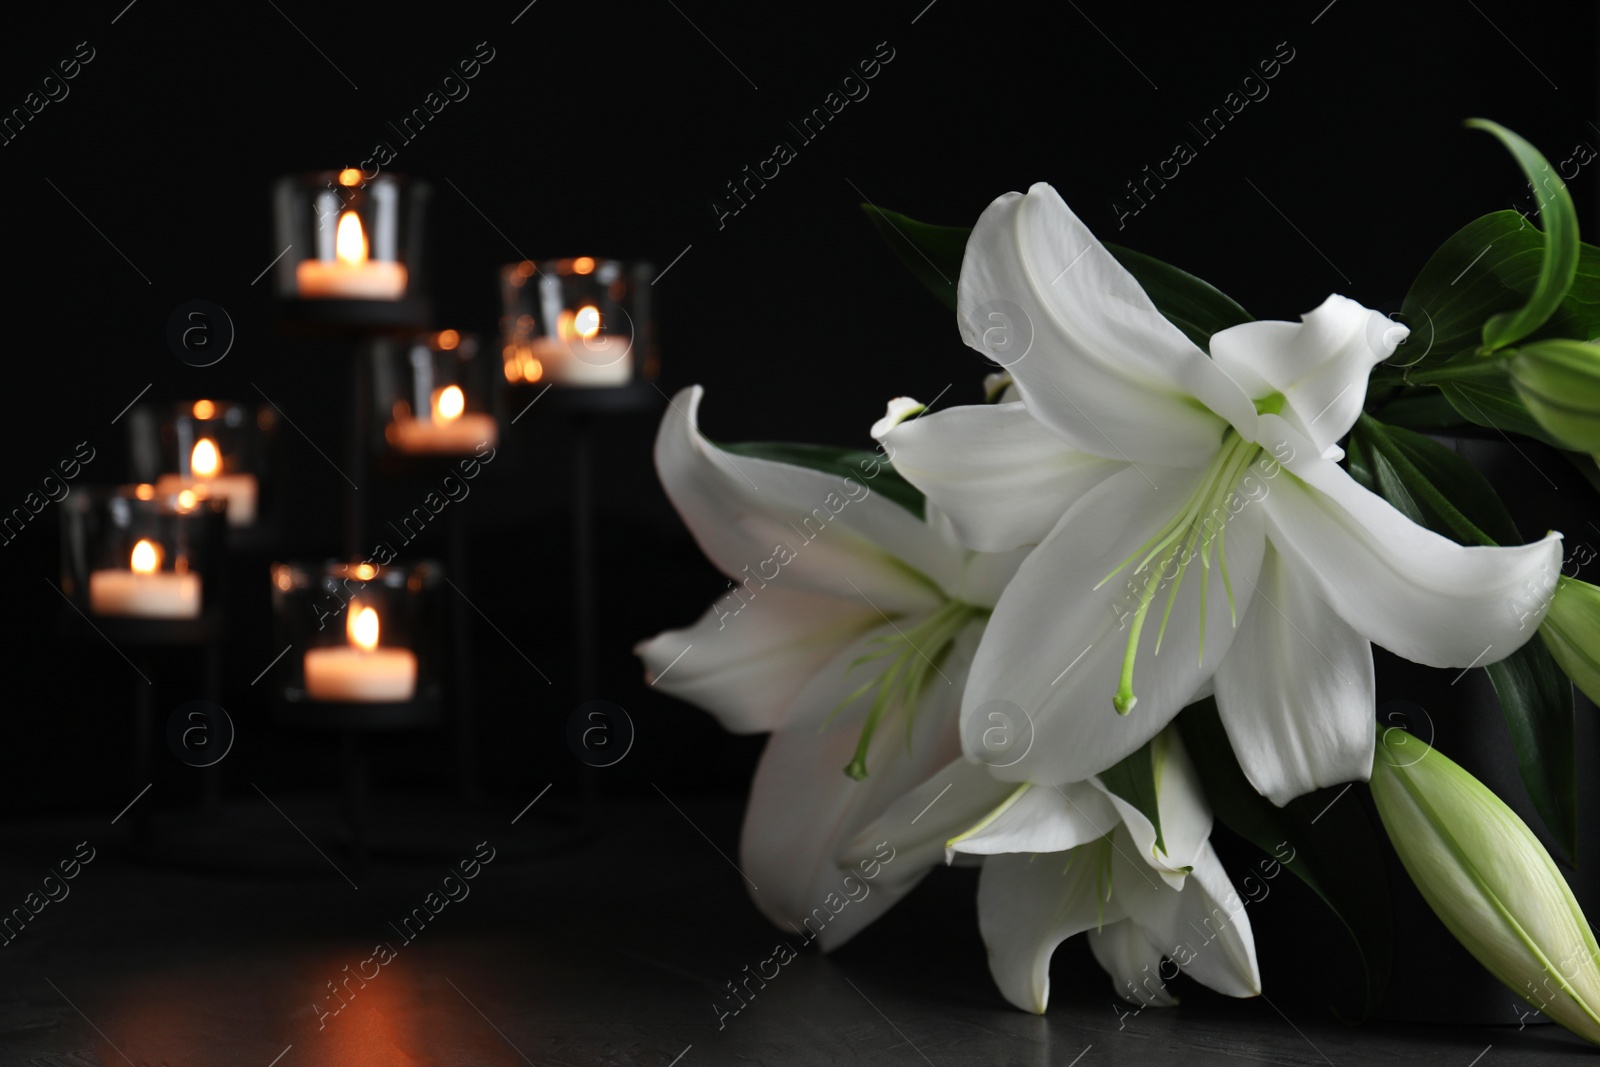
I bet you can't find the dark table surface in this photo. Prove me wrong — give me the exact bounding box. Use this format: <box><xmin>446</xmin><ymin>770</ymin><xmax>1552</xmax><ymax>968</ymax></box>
<box><xmin>0</xmin><ymin>790</ymin><xmax>1590</xmax><ymax>1067</ymax></box>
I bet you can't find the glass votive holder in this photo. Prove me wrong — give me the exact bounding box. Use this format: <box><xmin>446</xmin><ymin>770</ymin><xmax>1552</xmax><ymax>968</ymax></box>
<box><xmin>270</xmin><ymin>560</ymin><xmax>444</xmax><ymax>716</ymax></box>
<box><xmin>499</xmin><ymin>257</ymin><xmax>657</xmax><ymax>388</ymax></box>
<box><xmin>272</xmin><ymin>170</ymin><xmax>431</xmax><ymax>325</ymax></box>
<box><xmin>373</xmin><ymin>330</ymin><xmax>500</xmax><ymax>457</ymax></box>
<box><xmin>128</xmin><ymin>400</ymin><xmax>274</xmax><ymax>528</ymax></box>
<box><xmin>60</xmin><ymin>486</ymin><xmax>227</xmax><ymax>621</ymax></box>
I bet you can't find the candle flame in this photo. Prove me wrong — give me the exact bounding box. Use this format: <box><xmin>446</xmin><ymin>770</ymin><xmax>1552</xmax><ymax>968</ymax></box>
<box><xmin>191</xmin><ymin>437</ymin><xmax>220</xmax><ymax>479</ymax></box>
<box><xmin>349</xmin><ymin>605</ymin><xmax>380</xmax><ymax>652</ymax></box>
<box><xmin>131</xmin><ymin>538</ymin><xmax>161</xmax><ymax>575</ymax></box>
<box><xmin>335</xmin><ymin>211</ymin><xmax>368</xmax><ymax>266</ymax></box>
<box><xmin>354</xmin><ymin>563</ymin><xmax>377</xmax><ymax>581</ymax></box>
<box><xmin>176</xmin><ymin>489</ymin><xmax>198</xmax><ymax>511</ymax></box>
<box><xmin>436</xmin><ymin>329</ymin><xmax>460</xmax><ymax>350</ymax></box>
<box><xmin>337</xmin><ymin>167</ymin><xmax>363</xmax><ymax>187</ymax></box>
<box><xmin>135</xmin><ymin>483</ymin><xmax>155</xmax><ymax>500</ymax></box>
<box><xmin>193</xmin><ymin>399</ymin><xmax>216</xmax><ymax>419</ymax></box>
<box><xmin>574</xmin><ymin>305</ymin><xmax>601</xmax><ymax>340</ymax></box>
<box><xmin>434</xmin><ymin>385</ymin><xmax>465</xmax><ymax>423</ymax></box>
<box><xmin>572</xmin><ymin>256</ymin><xmax>596</xmax><ymax>275</ymax></box>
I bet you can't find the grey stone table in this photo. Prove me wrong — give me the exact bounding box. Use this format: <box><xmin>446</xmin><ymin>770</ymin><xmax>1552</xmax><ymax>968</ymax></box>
<box><xmin>0</xmin><ymin>792</ymin><xmax>1590</xmax><ymax>1066</ymax></box>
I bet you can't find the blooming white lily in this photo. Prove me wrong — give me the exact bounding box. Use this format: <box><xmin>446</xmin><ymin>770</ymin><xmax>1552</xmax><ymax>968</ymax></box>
<box><xmin>841</xmin><ymin>726</ymin><xmax>1259</xmax><ymax>1013</ymax></box>
<box><xmin>876</xmin><ymin>182</ymin><xmax>1565</xmax><ymax>802</ymax></box>
<box><xmin>636</xmin><ymin>386</ymin><xmax>1027</xmax><ymax>949</ymax></box>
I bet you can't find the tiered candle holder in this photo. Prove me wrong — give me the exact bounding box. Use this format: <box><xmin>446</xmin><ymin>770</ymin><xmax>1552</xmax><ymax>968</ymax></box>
<box><xmin>272</xmin><ymin>170</ymin><xmax>431</xmax><ymax>329</ymax></box>
<box><xmin>269</xmin><ymin>559</ymin><xmax>444</xmax><ymax>730</ymax></box>
<box><xmin>500</xmin><ymin>256</ymin><xmax>657</xmax><ymax>400</ymax></box>
<box><xmin>372</xmin><ymin>330</ymin><xmax>500</xmax><ymax>462</ymax></box>
<box><xmin>127</xmin><ymin>400</ymin><xmax>276</xmax><ymax>533</ymax></box>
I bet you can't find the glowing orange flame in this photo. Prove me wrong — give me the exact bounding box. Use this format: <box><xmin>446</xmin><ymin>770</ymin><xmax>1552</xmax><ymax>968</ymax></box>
<box><xmin>335</xmin><ymin>211</ymin><xmax>368</xmax><ymax>266</ymax></box>
<box><xmin>131</xmin><ymin>539</ymin><xmax>161</xmax><ymax>575</ymax></box>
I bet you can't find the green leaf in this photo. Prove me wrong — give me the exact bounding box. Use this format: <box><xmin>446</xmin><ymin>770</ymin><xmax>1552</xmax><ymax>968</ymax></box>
<box><xmin>1371</xmin><ymin>389</ymin><xmax>1471</xmax><ymax>431</ymax></box>
<box><xmin>1485</xmin><ymin>640</ymin><xmax>1578</xmax><ymax>861</ymax></box>
<box><xmin>1350</xmin><ymin>415</ymin><xmax>1520</xmax><ymax>546</ymax></box>
<box><xmin>1096</xmin><ymin>736</ymin><xmax>1165</xmax><ymax>855</ymax></box>
<box><xmin>1101</xmin><ymin>242</ymin><xmax>1254</xmax><ymax>351</ymax></box>
<box><xmin>717</xmin><ymin>441</ymin><xmax>925</xmax><ymax>519</ymax></box>
<box><xmin>1438</xmin><ymin>372</ymin><xmax>1570</xmax><ymax>448</ymax></box>
<box><xmin>859</xmin><ymin>207</ymin><xmax>1255</xmax><ymax>349</ymax></box>
<box><xmin>859</xmin><ymin>205</ymin><xmax>966</xmax><ymax>310</ymax></box>
<box><xmin>1467</xmin><ymin>120</ymin><xmax>1581</xmax><ymax>352</ymax></box>
<box><xmin>1177</xmin><ymin>697</ymin><xmax>1393</xmax><ymax>1020</ymax></box>
<box><xmin>1398</xmin><ymin>213</ymin><xmax>1600</xmax><ymax>373</ymax></box>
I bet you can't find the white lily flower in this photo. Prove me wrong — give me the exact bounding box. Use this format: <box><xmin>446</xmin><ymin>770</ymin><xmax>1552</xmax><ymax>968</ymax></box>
<box><xmin>841</xmin><ymin>727</ymin><xmax>1259</xmax><ymax>1013</ymax></box>
<box><xmin>636</xmin><ymin>386</ymin><xmax>1027</xmax><ymax>949</ymax></box>
<box><xmin>875</xmin><ymin>183</ymin><xmax>1565</xmax><ymax>802</ymax></box>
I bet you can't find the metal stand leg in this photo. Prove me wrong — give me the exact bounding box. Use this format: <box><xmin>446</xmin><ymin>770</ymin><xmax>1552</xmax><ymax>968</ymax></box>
<box><xmin>345</xmin><ymin>345</ymin><xmax>371</xmax><ymax>558</ymax></box>
<box><xmin>449</xmin><ymin>508</ymin><xmax>482</xmax><ymax>801</ymax></box>
<box><xmin>341</xmin><ymin>730</ymin><xmax>369</xmax><ymax>872</ymax></box>
<box><xmin>572</xmin><ymin>414</ymin><xmax>599</xmax><ymax>812</ymax></box>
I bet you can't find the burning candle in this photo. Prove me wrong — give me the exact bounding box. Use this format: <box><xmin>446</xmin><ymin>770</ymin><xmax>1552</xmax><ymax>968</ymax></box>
<box><xmin>295</xmin><ymin>211</ymin><xmax>408</xmax><ymax>300</ymax></box>
<box><xmin>154</xmin><ymin>426</ymin><xmax>259</xmax><ymax>526</ymax></box>
<box><xmin>303</xmin><ymin>604</ymin><xmax>418</xmax><ymax>702</ymax></box>
<box><xmin>88</xmin><ymin>538</ymin><xmax>202</xmax><ymax>618</ymax></box>
<box><xmin>518</xmin><ymin>302</ymin><xmax>633</xmax><ymax>387</ymax></box>
<box><xmin>388</xmin><ymin>383</ymin><xmax>499</xmax><ymax>454</ymax></box>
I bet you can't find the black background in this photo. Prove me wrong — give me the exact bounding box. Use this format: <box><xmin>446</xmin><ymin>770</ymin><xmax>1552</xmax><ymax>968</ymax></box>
<box><xmin>1</xmin><ymin>0</ymin><xmax>1595</xmax><ymax>816</ymax></box>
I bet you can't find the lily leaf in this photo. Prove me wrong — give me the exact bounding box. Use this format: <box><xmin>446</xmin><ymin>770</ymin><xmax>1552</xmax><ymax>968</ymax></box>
<box><xmin>718</xmin><ymin>441</ymin><xmax>925</xmax><ymax>519</ymax></box>
<box><xmin>1096</xmin><ymin>737</ymin><xmax>1165</xmax><ymax>855</ymax></box>
<box><xmin>1437</xmin><ymin>372</ymin><xmax>1570</xmax><ymax>449</ymax></box>
<box><xmin>1350</xmin><ymin>415</ymin><xmax>1519</xmax><ymax>546</ymax></box>
<box><xmin>1371</xmin><ymin>389</ymin><xmax>1472</xmax><ymax>432</ymax></box>
<box><xmin>1467</xmin><ymin>119</ymin><xmax>1581</xmax><ymax>352</ymax></box>
<box><xmin>860</xmin><ymin>206</ymin><xmax>1254</xmax><ymax>349</ymax></box>
<box><xmin>1178</xmin><ymin>697</ymin><xmax>1393</xmax><ymax>1020</ymax></box>
<box><xmin>859</xmin><ymin>205</ymin><xmax>966</xmax><ymax>311</ymax></box>
<box><xmin>1397</xmin><ymin>214</ymin><xmax>1600</xmax><ymax>374</ymax></box>
<box><xmin>1485</xmin><ymin>642</ymin><xmax>1579</xmax><ymax>862</ymax></box>
<box><xmin>1101</xmin><ymin>242</ymin><xmax>1254</xmax><ymax>351</ymax></box>
<box><xmin>1348</xmin><ymin>415</ymin><xmax>1576</xmax><ymax>860</ymax></box>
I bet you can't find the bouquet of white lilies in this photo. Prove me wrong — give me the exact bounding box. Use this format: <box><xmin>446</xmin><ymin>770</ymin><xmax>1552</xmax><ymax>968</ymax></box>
<box><xmin>639</xmin><ymin>120</ymin><xmax>1600</xmax><ymax>1040</ymax></box>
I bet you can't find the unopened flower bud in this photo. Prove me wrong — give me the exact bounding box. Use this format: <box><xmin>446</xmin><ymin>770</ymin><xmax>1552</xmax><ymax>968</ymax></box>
<box><xmin>1370</xmin><ymin>727</ymin><xmax>1600</xmax><ymax>1045</ymax></box>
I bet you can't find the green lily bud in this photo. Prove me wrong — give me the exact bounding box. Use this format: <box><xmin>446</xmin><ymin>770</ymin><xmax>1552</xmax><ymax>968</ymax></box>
<box><xmin>1371</xmin><ymin>727</ymin><xmax>1600</xmax><ymax>1045</ymax></box>
<box><xmin>1543</xmin><ymin>576</ymin><xmax>1600</xmax><ymax>710</ymax></box>
<box><xmin>1510</xmin><ymin>339</ymin><xmax>1600</xmax><ymax>451</ymax></box>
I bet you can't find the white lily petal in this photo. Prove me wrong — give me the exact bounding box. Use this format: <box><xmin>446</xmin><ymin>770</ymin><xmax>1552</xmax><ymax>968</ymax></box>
<box><xmin>1093</xmin><ymin>728</ymin><xmax>1212</xmax><ymax>884</ymax></box>
<box><xmin>946</xmin><ymin>780</ymin><xmax>1118</xmax><ymax>858</ymax></box>
<box><xmin>657</xmin><ymin>386</ymin><xmax>952</xmax><ymax>613</ymax></box>
<box><xmin>1089</xmin><ymin>920</ymin><xmax>1180</xmax><ymax>1007</ymax></box>
<box><xmin>957</xmin><ymin>183</ymin><xmax>1254</xmax><ymax>465</ymax></box>
<box><xmin>738</xmin><ymin>624</ymin><xmax>976</xmax><ymax>951</ymax></box>
<box><xmin>920</xmin><ymin>501</ymin><xmax>1034</xmax><ymax>609</ymax></box>
<box><xmin>1260</xmin><ymin>414</ymin><xmax>1564</xmax><ymax>668</ymax></box>
<box><xmin>1114</xmin><ymin>836</ymin><xmax>1261</xmax><ymax>998</ymax></box>
<box><xmin>870</xmin><ymin>396</ymin><xmax>928</xmax><ymax>438</ymax></box>
<box><xmin>635</xmin><ymin>587</ymin><xmax>881</xmax><ymax>733</ymax></box>
<box><xmin>1213</xmin><ymin>542</ymin><xmax>1377</xmax><ymax>805</ymax></box>
<box><xmin>873</xmin><ymin>400</ymin><xmax>1122</xmax><ymax>553</ymax></box>
<box><xmin>1211</xmin><ymin>295</ymin><xmax>1403</xmax><ymax>455</ymax></box>
<box><xmin>977</xmin><ymin>849</ymin><xmax>1127</xmax><ymax>1013</ymax></box>
<box><xmin>964</xmin><ymin>464</ymin><xmax>1265</xmax><ymax>785</ymax></box>
<box><xmin>837</xmin><ymin>753</ymin><xmax>1017</xmax><ymax>922</ymax></box>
